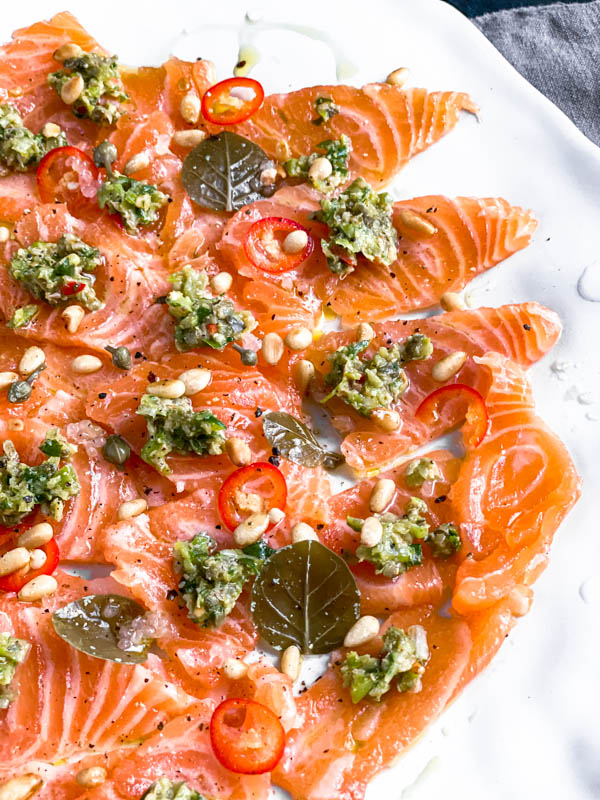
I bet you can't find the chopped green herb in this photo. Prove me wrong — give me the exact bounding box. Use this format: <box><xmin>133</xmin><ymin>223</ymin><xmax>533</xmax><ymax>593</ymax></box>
<box><xmin>0</xmin><ymin>429</ymin><xmax>79</xmax><ymax>527</ymax></box>
<box><xmin>137</xmin><ymin>394</ymin><xmax>226</xmax><ymax>475</ymax></box>
<box><xmin>48</xmin><ymin>53</ymin><xmax>129</xmax><ymax>125</ymax></box>
<box><xmin>97</xmin><ymin>172</ymin><xmax>169</xmax><ymax>234</ymax></box>
<box><xmin>0</xmin><ymin>104</ymin><xmax>67</xmax><ymax>173</ymax></box>
<box><xmin>316</xmin><ymin>178</ymin><xmax>398</xmax><ymax>276</ymax></box>
<box><xmin>404</xmin><ymin>457</ymin><xmax>443</xmax><ymax>488</ymax></box>
<box><xmin>7</xmin><ymin>363</ymin><xmax>46</xmax><ymax>405</ymax></box>
<box><xmin>141</xmin><ymin>778</ymin><xmax>207</xmax><ymax>800</ymax></box>
<box><xmin>341</xmin><ymin>624</ymin><xmax>429</xmax><ymax>703</ymax></box>
<box><xmin>8</xmin><ymin>234</ymin><xmax>102</xmax><ymax>311</ymax></box>
<box><xmin>427</xmin><ymin>522</ymin><xmax>461</xmax><ymax>559</ymax></box>
<box><xmin>166</xmin><ymin>265</ymin><xmax>256</xmax><ymax>351</ymax></box>
<box><xmin>323</xmin><ymin>334</ymin><xmax>432</xmax><ymax>416</ymax></box>
<box><xmin>285</xmin><ymin>135</ymin><xmax>351</xmax><ymax>193</ymax></box>
<box><xmin>313</xmin><ymin>96</ymin><xmax>340</xmax><ymax>125</ymax></box>
<box><xmin>6</xmin><ymin>304</ymin><xmax>39</xmax><ymax>329</ymax></box>
<box><xmin>0</xmin><ymin>632</ymin><xmax>30</xmax><ymax>709</ymax></box>
<box><xmin>174</xmin><ymin>532</ymin><xmax>273</xmax><ymax>627</ymax></box>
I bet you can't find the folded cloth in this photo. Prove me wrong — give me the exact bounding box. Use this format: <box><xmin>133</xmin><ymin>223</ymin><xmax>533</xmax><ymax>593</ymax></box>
<box><xmin>473</xmin><ymin>1</ymin><xmax>600</xmax><ymax>145</ymax></box>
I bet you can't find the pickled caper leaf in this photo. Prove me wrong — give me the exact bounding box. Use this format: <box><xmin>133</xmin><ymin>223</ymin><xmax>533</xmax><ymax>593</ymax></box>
<box><xmin>181</xmin><ymin>132</ymin><xmax>275</xmax><ymax>212</ymax></box>
<box><xmin>262</xmin><ymin>411</ymin><xmax>344</xmax><ymax>470</ymax></box>
<box><xmin>251</xmin><ymin>540</ymin><xmax>360</xmax><ymax>654</ymax></box>
<box><xmin>52</xmin><ymin>594</ymin><xmax>149</xmax><ymax>664</ymax></box>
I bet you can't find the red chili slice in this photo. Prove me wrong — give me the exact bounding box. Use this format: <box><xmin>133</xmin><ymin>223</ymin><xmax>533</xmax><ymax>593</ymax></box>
<box><xmin>61</xmin><ymin>281</ymin><xmax>86</xmax><ymax>296</ymax></box>
<box><xmin>201</xmin><ymin>77</ymin><xmax>264</xmax><ymax>125</ymax></box>
<box><xmin>218</xmin><ymin>462</ymin><xmax>287</xmax><ymax>532</ymax></box>
<box><xmin>244</xmin><ymin>217</ymin><xmax>314</xmax><ymax>274</ymax></box>
<box><xmin>0</xmin><ymin>537</ymin><xmax>59</xmax><ymax>594</ymax></box>
<box><xmin>210</xmin><ymin>698</ymin><xmax>285</xmax><ymax>774</ymax></box>
<box><xmin>415</xmin><ymin>384</ymin><xmax>490</xmax><ymax>448</ymax></box>
<box><xmin>37</xmin><ymin>146</ymin><xmax>100</xmax><ymax>213</ymax></box>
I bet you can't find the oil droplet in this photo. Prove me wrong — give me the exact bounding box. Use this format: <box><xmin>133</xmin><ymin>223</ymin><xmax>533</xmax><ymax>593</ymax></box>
<box><xmin>234</xmin><ymin>43</ymin><xmax>261</xmax><ymax>76</ymax></box>
<box><xmin>577</xmin><ymin>262</ymin><xmax>600</xmax><ymax>302</ymax></box>
<box><xmin>579</xmin><ymin>576</ymin><xmax>600</xmax><ymax>605</ymax></box>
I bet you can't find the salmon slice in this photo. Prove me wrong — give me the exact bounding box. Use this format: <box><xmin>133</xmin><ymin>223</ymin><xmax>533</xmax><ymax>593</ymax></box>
<box><xmin>0</xmin><ymin>571</ymin><xmax>194</xmax><ymax>774</ymax></box>
<box><xmin>307</xmin><ymin>303</ymin><xmax>561</xmax><ymax>473</ymax></box>
<box><xmin>274</xmin><ymin>606</ymin><xmax>471</xmax><ymax>800</ymax></box>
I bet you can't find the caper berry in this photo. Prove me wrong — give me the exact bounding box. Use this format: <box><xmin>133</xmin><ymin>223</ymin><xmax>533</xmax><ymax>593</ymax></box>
<box><xmin>102</xmin><ymin>434</ymin><xmax>131</xmax><ymax>467</ymax></box>
<box><xmin>93</xmin><ymin>140</ymin><xmax>118</xmax><ymax>175</ymax></box>
<box><xmin>232</xmin><ymin>344</ymin><xmax>258</xmax><ymax>366</ymax></box>
<box><xmin>105</xmin><ymin>345</ymin><xmax>132</xmax><ymax>370</ymax></box>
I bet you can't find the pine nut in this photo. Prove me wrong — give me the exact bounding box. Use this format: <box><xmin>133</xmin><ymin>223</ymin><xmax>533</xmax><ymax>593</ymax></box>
<box><xmin>233</xmin><ymin>512</ymin><xmax>269</xmax><ymax>547</ymax></box>
<box><xmin>53</xmin><ymin>42</ymin><xmax>83</xmax><ymax>61</ymax></box>
<box><xmin>284</xmin><ymin>327</ymin><xmax>312</xmax><ymax>351</ymax></box>
<box><xmin>172</xmin><ymin>130</ymin><xmax>207</xmax><ymax>148</ymax></box>
<box><xmin>440</xmin><ymin>292</ymin><xmax>465</xmax><ymax>312</ymax></box>
<box><xmin>0</xmin><ymin>371</ymin><xmax>18</xmax><ymax>390</ymax></box>
<box><xmin>225</xmin><ymin>437</ymin><xmax>252</xmax><ymax>467</ymax></box>
<box><xmin>60</xmin><ymin>74</ymin><xmax>85</xmax><ymax>105</ymax></box>
<box><xmin>291</xmin><ymin>522</ymin><xmax>318</xmax><ymax>543</ymax></box>
<box><xmin>344</xmin><ymin>616</ymin><xmax>380</xmax><ymax>648</ymax></box>
<box><xmin>19</xmin><ymin>347</ymin><xmax>45</xmax><ymax>376</ymax></box>
<box><xmin>369</xmin><ymin>478</ymin><xmax>395</xmax><ymax>514</ymax></box>
<box><xmin>180</xmin><ymin>93</ymin><xmax>201</xmax><ymax>124</ymax></box>
<box><xmin>28</xmin><ymin>549</ymin><xmax>47</xmax><ymax>571</ymax></box>
<box><xmin>178</xmin><ymin>368</ymin><xmax>211</xmax><ymax>396</ymax></box>
<box><xmin>18</xmin><ymin>574</ymin><xmax>58</xmax><ymax>602</ymax></box>
<box><xmin>308</xmin><ymin>157</ymin><xmax>332</xmax><ymax>182</ymax></box>
<box><xmin>145</xmin><ymin>379</ymin><xmax>186</xmax><ymax>399</ymax></box>
<box><xmin>356</xmin><ymin>322</ymin><xmax>375</xmax><ymax>342</ymax></box>
<box><xmin>71</xmin><ymin>354</ymin><xmax>103</xmax><ymax>374</ymax></box>
<box><xmin>360</xmin><ymin>516</ymin><xmax>383</xmax><ymax>547</ymax></box>
<box><xmin>282</xmin><ymin>230</ymin><xmax>308</xmax><ymax>255</ymax></box>
<box><xmin>117</xmin><ymin>498</ymin><xmax>148</xmax><ymax>521</ymax></box>
<box><xmin>275</xmin><ymin>140</ymin><xmax>291</xmax><ymax>160</ymax></box>
<box><xmin>372</xmin><ymin>408</ymin><xmax>401</xmax><ymax>432</ymax></box>
<box><xmin>507</xmin><ymin>586</ymin><xmax>532</xmax><ymax>618</ymax></box>
<box><xmin>281</xmin><ymin>645</ymin><xmax>302</xmax><ymax>681</ymax></box>
<box><xmin>432</xmin><ymin>351</ymin><xmax>467</xmax><ymax>382</ymax></box>
<box><xmin>0</xmin><ymin>774</ymin><xmax>42</xmax><ymax>800</ymax></box>
<box><xmin>41</xmin><ymin>122</ymin><xmax>61</xmax><ymax>139</ymax></box>
<box><xmin>75</xmin><ymin>766</ymin><xmax>107</xmax><ymax>788</ymax></box>
<box><xmin>222</xmin><ymin>657</ymin><xmax>248</xmax><ymax>680</ymax></box>
<box><xmin>17</xmin><ymin>523</ymin><xmax>53</xmax><ymax>550</ymax></box>
<box><xmin>268</xmin><ymin>507</ymin><xmax>285</xmax><ymax>525</ymax></box>
<box><xmin>210</xmin><ymin>272</ymin><xmax>233</xmax><ymax>295</ymax></box>
<box><xmin>0</xmin><ymin>547</ymin><xmax>30</xmax><ymax>577</ymax></box>
<box><xmin>123</xmin><ymin>152</ymin><xmax>150</xmax><ymax>175</ymax></box>
<box><xmin>260</xmin><ymin>167</ymin><xmax>278</xmax><ymax>185</ymax></box>
<box><xmin>0</xmin><ymin>227</ymin><xmax>9</xmax><ymax>243</ymax></box>
<box><xmin>61</xmin><ymin>305</ymin><xmax>85</xmax><ymax>333</ymax></box>
<box><xmin>7</xmin><ymin>419</ymin><xmax>24</xmax><ymax>431</ymax></box>
<box><xmin>386</xmin><ymin>67</ymin><xmax>410</xmax><ymax>88</ymax></box>
<box><xmin>262</xmin><ymin>332</ymin><xmax>284</xmax><ymax>366</ymax></box>
<box><xmin>398</xmin><ymin>209</ymin><xmax>437</xmax><ymax>237</ymax></box>
<box><xmin>295</xmin><ymin>359</ymin><xmax>314</xmax><ymax>395</ymax></box>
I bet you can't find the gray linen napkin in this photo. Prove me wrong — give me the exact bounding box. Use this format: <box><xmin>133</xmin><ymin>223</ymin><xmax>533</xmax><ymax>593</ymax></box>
<box><xmin>473</xmin><ymin>1</ymin><xmax>600</xmax><ymax>145</ymax></box>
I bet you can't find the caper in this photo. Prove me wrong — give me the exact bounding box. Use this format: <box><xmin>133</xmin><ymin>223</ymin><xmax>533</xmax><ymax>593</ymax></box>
<box><xmin>105</xmin><ymin>345</ymin><xmax>132</xmax><ymax>370</ymax></box>
<box><xmin>232</xmin><ymin>344</ymin><xmax>258</xmax><ymax>366</ymax></box>
<box><xmin>7</xmin><ymin>363</ymin><xmax>46</xmax><ymax>404</ymax></box>
<box><xmin>102</xmin><ymin>434</ymin><xmax>131</xmax><ymax>467</ymax></box>
<box><xmin>93</xmin><ymin>141</ymin><xmax>118</xmax><ymax>175</ymax></box>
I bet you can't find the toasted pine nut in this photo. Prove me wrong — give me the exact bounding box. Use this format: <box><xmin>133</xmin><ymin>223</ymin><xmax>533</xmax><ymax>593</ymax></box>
<box><xmin>233</xmin><ymin>512</ymin><xmax>269</xmax><ymax>547</ymax></box>
<box><xmin>291</xmin><ymin>522</ymin><xmax>318</xmax><ymax>544</ymax></box>
<box><xmin>259</xmin><ymin>167</ymin><xmax>278</xmax><ymax>185</ymax></box>
<box><xmin>18</xmin><ymin>574</ymin><xmax>58</xmax><ymax>602</ymax></box>
<box><xmin>60</xmin><ymin>74</ymin><xmax>85</xmax><ymax>105</ymax></box>
<box><xmin>0</xmin><ymin>547</ymin><xmax>30</xmax><ymax>577</ymax></box>
<box><xmin>19</xmin><ymin>346</ymin><xmax>45</xmax><ymax>376</ymax></box>
<box><xmin>210</xmin><ymin>272</ymin><xmax>233</xmax><ymax>295</ymax></box>
<box><xmin>53</xmin><ymin>42</ymin><xmax>83</xmax><ymax>61</ymax></box>
<box><xmin>17</xmin><ymin>522</ymin><xmax>53</xmax><ymax>550</ymax></box>
<box><xmin>41</xmin><ymin>122</ymin><xmax>61</xmax><ymax>139</ymax></box>
<box><xmin>356</xmin><ymin>322</ymin><xmax>375</xmax><ymax>342</ymax></box>
<box><xmin>117</xmin><ymin>498</ymin><xmax>148</xmax><ymax>521</ymax></box>
<box><xmin>222</xmin><ymin>657</ymin><xmax>248</xmax><ymax>680</ymax></box>
<box><xmin>275</xmin><ymin>139</ymin><xmax>291</xmax><ymax>160</ymax></box>
<box><xmin>262</xmin><ymin>332</ymin><xmax>284</xmax><ymax>366</ymax></box>
<box><xmin>344</xmin><ymin>615</ymin><xmax>380</xmax><ymax>648</ymax></box>
<box><xmin>507</xmin><ymin>586</ymin><xmax>532</xmax><ymax>618</ymax></box>
<box><xmin>440</xmin><ymin>292</ymin><xmax>466</xmax><ymax>312</ymax></box>
<box><xmin>0</xmin><ymin>227</ymin><xmax>9</xmax><ymax>243</ymax></box>
<box><xmin>178</xmin><ymin>368</ymin><xmax>211</xmax><ymax>396</ymax></box>
<box><xmin>398</xmin><ymin>209</ymin><xmax>437</xmax><ymax>237</ymax></box>
<box><xmin>123</xmin><ymin>152</ymin><xmax>150</xmax><ymax>176</ymax></box>
<box><xmin>74</xmin><ymin>766</ymin><xmax>107</xmax><ymax>789</ymax></box>
<box><xmin>281</xmin><ymin>645</ymin><xmax>302</xmax><ymax>681</ymax></box>
<box><xmin>284</xmin><ymin>326</ymin><xmax>313</xmax><ymax>351</ymax></box>
<box><xmin>360</xmin><ymin>516</ymin><xmax>383</xmax><ymax>547</ymax></box>
<box><xmin>268</xmin><ymin>507</ymin><xmax>285</xmax><ymax>525</ymax></box>
<box><xmin>282</xmin><ymin>230</ymin><xmax>308</xmax><ymax>255</ymax></box>
<box><xmin>145</xmin><ymin>379</ymin><xmax>186</xmax><ymax>399</ymax></box>
<box><xmin>61</xmin><ymin>305</ymin><xmax>85</xmax><ymax>334</ymax></box>
<box><xmin>7</xmin><ymin>419</ymin><xmax>24</xmax><ymax>432</ymax></box>
<box><xmin>370</xmin><ymin>478</ymin><xmax>395</xmax><ymax>514</ymax></box>
<box><xmin>0</xmin><ymin>371</ymin><xmax>18</xmax><ymax>390</ymax></box>
<box><xmin>172</xmin><ymin>129</ymin><xmax>207</xmax><ymax>148</ymax></box>
<box><xmin>432</xmin><ymin>351</ymin><xmax>467</xmax><ymax>382</ymax></box>
<box><xmin>372</xmin><ymin>408</ymin><xmax>401</xmax><ymax>432</ymax></box>
<box><xmin>180</xmin><ymin>93</ymin><xmax>201</xmax><ymax>124</ymax></box>
<box><xmin>71</xmin><ymin>354</ymin><xmax>103</xmax><ymax>374</ymax></box>
<box><xmin>386</xmin><ymin>67</ymin><xmax>410</xmax><ymax>88</ymax></box>
<box><xmin>308</xmin><ymin>157</ymin><xmax>332</xmax><ymax>183</ymax></box>
<box><xmin>295</xmin><ymin>359</ymin><xmax>314</xmax><ymax>395</ymax></box>
<box><xmin>0</xmin><ymin>774</ymin><xmax>42</xmax><ymax>800</ymax></box>
<box><xmin>225</xmin><ymin>437</ymin><xmax>252</xmax><ymax>467</ymax></box>
<box><xmin>29</xmin><ymin>549</ymin><xmax>47</xmax><ymax>570</ymax></box>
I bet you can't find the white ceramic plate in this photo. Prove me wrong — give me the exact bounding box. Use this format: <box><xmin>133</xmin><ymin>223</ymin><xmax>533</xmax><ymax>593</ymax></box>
<box><xmin>2</xmin><ymin>1</ymin><xmax>599</xmax><ymax>797</ymax></box>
